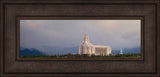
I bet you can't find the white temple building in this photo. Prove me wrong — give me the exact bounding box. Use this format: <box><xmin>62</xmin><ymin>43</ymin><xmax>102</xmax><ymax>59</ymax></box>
<box><xmin>79</xmin><ymin>25</ymin><xmax>112</xmax><ymax>56</ymax></box>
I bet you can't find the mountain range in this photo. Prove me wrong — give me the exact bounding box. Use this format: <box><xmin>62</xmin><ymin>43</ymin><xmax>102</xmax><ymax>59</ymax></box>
<box><xmin>20</xmin><ymin>46</ymin><xmax>141</xmax><ymax>57</ymax></box>
<box><xmin>112</xmin><ymin>47</ymin><xmax>141</xmax><ymax>55</ymax></box>
<box><xmin>20</xmin><ymin>47</ymin><xmax>45</xmax><ymax>57</ymax></box>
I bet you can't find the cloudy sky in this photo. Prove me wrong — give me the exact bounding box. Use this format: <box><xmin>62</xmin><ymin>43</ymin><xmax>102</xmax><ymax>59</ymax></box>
<box><xmin>20</xmin><ymin>20</ymin><xmax>141</xmax><ymax>52</ymax></box>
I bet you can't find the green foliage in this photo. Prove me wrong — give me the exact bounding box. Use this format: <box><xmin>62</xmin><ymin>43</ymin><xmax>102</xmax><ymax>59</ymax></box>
<box><xmin>21</xmin><ymin>53</ymin><xmax>141</xmax><ymax>58</ymax></box>
<box><xmin>23</xmin><ymin>55</ymin><xmax>27</xmax><ymax>58</ymax></box>
<box><xmin>91</xmin><ymin>54</ymin><xmax>95</xmax><ymax>57</ymax></box>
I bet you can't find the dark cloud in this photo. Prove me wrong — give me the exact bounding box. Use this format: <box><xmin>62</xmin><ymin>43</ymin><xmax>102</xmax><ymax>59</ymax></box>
<box><xmin>20</xmin><ymin>20</ymin><xmax>140</xmax><ymax>52</ymax></box>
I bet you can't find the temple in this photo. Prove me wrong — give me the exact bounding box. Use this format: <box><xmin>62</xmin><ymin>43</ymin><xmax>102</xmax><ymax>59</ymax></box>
<box><xmin>79</xmin><ymin>24</ymin><xmax>112</xmax><ymax>56</ymax></box>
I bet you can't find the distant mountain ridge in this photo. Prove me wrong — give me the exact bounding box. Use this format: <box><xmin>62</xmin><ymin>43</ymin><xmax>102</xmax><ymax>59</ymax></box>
<box><xmin>41</xmin><ymin>46</ymin><xmax>79</xmax><ymax>55</ymax></box>
<box><xmin>20</xmin><ymin>46</ymin><xmax>141</xmax><ymax>57</ymax></box>
<box><xmin>20</xmin><ymin>47</ymin><xmax>45</xmax><ymax>57</ymax></box>
<box><xmin>112</xmin><ymin>47</ymin><xmax>141</xmax><ymax>55</ymax></box>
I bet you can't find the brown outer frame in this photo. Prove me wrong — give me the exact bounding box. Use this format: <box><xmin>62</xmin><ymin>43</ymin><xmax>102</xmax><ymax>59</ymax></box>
<box><xmin>0</xmin><ymin>0</ymin><xmax>159</xmax><ymax>77</ymax></box>
<box><xmin>16</xmin><ymin>17</ymin><xmax>143</xmax><ymax>61</ymax></box>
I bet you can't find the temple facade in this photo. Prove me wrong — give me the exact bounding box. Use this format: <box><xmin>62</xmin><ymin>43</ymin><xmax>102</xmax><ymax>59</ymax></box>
<box><xmin>79</xmin><ymin>33</ymin><xmax>112</xmax><ymax>56</ymax></box>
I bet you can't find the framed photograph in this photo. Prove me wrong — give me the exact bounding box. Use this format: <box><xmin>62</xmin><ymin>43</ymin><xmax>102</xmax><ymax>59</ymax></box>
<box><xmin>17</xmin><ymin>17</ymin><xmax>143</xmax><ymax>60</ymax></box>
<box><xmin>0</xmin><ymin>0</ymin><xmax>159</xmax><ymax>77</ymax></box>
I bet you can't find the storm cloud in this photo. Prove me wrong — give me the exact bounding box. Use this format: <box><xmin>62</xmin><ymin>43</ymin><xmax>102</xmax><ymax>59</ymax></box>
<box><xmin>20</xmin><ymin>20</ymin><xmax>141</xmax><ymax>52</ymax></box>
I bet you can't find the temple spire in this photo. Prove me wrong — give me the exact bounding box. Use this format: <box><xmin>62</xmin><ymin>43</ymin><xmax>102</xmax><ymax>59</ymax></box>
<box><xmin>84</xmin><ymin>24</ymin><xmax>89</xmax><ymax>42</ymax></box>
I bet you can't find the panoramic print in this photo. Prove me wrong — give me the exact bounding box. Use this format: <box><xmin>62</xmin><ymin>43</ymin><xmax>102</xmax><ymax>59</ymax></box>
<box><xmin>20</xmin><ymin>20</ymin><xmax>141</xmax><ymax>58</ymax></box>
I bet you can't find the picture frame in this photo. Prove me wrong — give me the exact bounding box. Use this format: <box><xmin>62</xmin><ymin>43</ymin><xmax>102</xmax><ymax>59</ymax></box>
<box><xmin>0</xmin><ymin>0</ymin><xmax>159</xmax><ymax>77</ymax></box>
